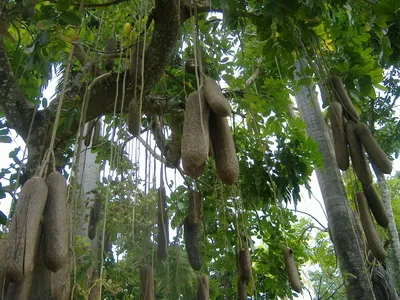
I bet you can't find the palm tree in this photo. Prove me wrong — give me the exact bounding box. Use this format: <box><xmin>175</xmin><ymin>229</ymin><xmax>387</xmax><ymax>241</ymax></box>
<box><xmin>294</xmin><ymin>58</ymin><xmax>374</xmax><ymax>299</ymax></box>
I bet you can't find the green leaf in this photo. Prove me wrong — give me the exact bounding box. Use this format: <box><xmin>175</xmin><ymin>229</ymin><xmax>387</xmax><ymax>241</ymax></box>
<box><xmin>0</xmin><ymin>210</ymin><xmax>6</xmax><ymax>225</ymax></box>
<box><xmin>0</xmin><ymin>136</ymin><xmax>11</xmax><ymax>143</ymax></box>
<box><xmin>36</xmin><ymin>19</ymin><xmax>55</xmax><ymax>30</ymax></box>
<box><xmin>56</xmin><ymin>0</ymin><xmax>72</xmax><ymax>12</ymax></box>
<box><xmin>59</xmin><ymin>11</ymin><xmax>81</xmax><ymax>25</ymax></box>
<box><xmin>221</xmin><ymin>74</ymin><xmax>236</xmax><ymax>86</ymax></box>
<box><xmin>220</xmin><ymin>57</ymin><xmax>229</xmax><ymax>63</ymax></box>
<box><xmin>40</xmin><ymin>5</ymin><xmax>56</xmax><ymax>17</ymax></box>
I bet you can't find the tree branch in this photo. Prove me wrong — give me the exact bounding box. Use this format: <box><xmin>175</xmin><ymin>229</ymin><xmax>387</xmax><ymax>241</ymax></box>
<box><xmin>287</xmin><ymin>208</ymin><xmax>328</xmax><ymax>230</ymax></box>
<box><xmin>137</xmin><ymin>136</ymin><xmax>166</xmax><ymax>164</ymax></box>
<box><xmin>0</xmin><ymin>0</ymin><xmax>215</xmax><ymax>180</ymax></box>
<box><xmin>141</xmin><ymin>0</ymin><xmax>180</xmax><ymax>95</ymax></box>
<box><xmin>72</xmin><ymin>0</ymin><xmax>128</xmax><ymax>8</ymax></box>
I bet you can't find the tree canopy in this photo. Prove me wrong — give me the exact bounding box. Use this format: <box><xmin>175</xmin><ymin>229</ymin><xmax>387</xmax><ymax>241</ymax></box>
<box><xmin>0</xmin><ymin>0</ymin><xmax>400</xmax><ymax>298</ymax></box>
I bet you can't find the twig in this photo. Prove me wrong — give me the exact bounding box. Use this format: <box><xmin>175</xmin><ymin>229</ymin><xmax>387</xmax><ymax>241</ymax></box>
<box><xmin>138</xmin><ymin>136</ymin><xmax>166</xmax><ymax>164</ymax></box>
<box><xmin>323</xmin><ymin>281</ymin><xmax>345</xmax><ymax>300</ymax></box>
<box><xmin>72</xmin><ymin>0</ymin><xmax>127</xmax><ymax>8</ymax></box>
<box><xmin>287</xmin><ymin>208</ymin><xmax>327</xmax><ymax>230</ymax></box>
<box><xmin>78</xmin><ymin>41</ymin><xmax>133</xmax><ymax>55</ymax></box>
<box><xmin>303</xmin><ymin>286</ymin><xmax>313</xmax><ymax>300</ymax></box>
<box><xmin>317</xmin><ymin>275</ymin><xmax>322</xmax><ymax>299</ymax></box>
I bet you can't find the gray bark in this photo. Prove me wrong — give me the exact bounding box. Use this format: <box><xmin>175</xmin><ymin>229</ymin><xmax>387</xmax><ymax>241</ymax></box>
<box><xmin>73</xmin><ymin>123</ymin><xmax>102</xmax><ymax>290</ymax></box>
<box><xmin>374</xmin><ymin>167</ymin><xmax>400</xmax><ymax>271</ymax></box>
<box><xmin>294</xmin><ymin>58</ymin><xmax>374</xmax><ymax>299</ymax></box>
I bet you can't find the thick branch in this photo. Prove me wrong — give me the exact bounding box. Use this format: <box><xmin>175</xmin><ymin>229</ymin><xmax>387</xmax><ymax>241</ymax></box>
<box><xmin>142</xmin><ymin>0</ymin><xmax>180</xmax><ymax>95</ymax></box>
<box><xmin>83</xmin><ymin>74</ymin><xmax>174</xmax><ymax>120</ymax></box>
<box><xmin>1</xmin><ymin>0</ymin><xmax>212</xmax><ymax>179</ymax></box>
<box><xmin>180</xmin><ymin>0</ymin><xmax>219</xmax><ymax>19</ymax></box>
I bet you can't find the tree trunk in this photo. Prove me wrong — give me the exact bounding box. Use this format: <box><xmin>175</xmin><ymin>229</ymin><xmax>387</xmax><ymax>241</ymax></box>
<box><xmin>374</xmin><ymin>167</ymin><xmax>400</xmax><ymax>271</ymax></box>
<box><xmin>73</xmin><ymin>123</ymin><xmax>102</xmax><ymax>289</ymax></box>
<box><xmin>294</xmin><ymin>58</ymin><xmax>374</xmax><ymax>299</ymax></box>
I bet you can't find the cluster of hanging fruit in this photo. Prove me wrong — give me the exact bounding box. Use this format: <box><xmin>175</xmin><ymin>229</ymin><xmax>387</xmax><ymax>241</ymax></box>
<box><xmin>0</xmin><ymin>171</ymin><xmax>69</xmax><ymax>298</ymax></box>
<box><xmin>182</xmin><ymin>189</ymin><xmax>255</xmax><ymax>299</ymax></box>
<box><xmin>180</xmin><ymin>60</ymin><xmax>306</xmax><ymax>298</ymax></box>
<box><xmin>328</xmin><ymin>75</ymin><xmax>391</xmax><ymax>262</ymax></box>
<box><xmin>142</xmin><ymin>59</ymin><xmax>308</xmax><ymax>298</ymax></box>
<box><xmin>181</xmin><ymin>76</ymin><xmax>239</xmax><ymax>184</ymax></box>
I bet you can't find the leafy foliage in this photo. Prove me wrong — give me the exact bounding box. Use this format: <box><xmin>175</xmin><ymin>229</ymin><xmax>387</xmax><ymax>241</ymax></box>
<box><xmin>1</xmin><ymin>0</ymin><xmax>400</xmax><ymax>298</ymax></box>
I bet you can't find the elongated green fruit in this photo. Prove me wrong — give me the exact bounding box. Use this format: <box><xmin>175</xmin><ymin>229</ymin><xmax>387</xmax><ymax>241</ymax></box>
<box><xmin>362</xmin><ymin>184</ymin><xmax>389</xmax><ymax>228</ymax></box>
<box><xmin>237</xmin><ymin>277</ymin><xmax>247</xmax><ymax>300</ymax></box>
<box><xmin>196</xmin><ymin>283</ymin><xmax>207</xmax><ymax>300</ymax></box>
<box><xmin>43</xmin><ymin>171</ymin><xmax>68</xmax><ymax>272</ymax></box>
<box><xmin>157</xmin><ymin>186</ymin><xmax>169</xmax><ymax>261</ymax></box>
<box><xmin>329</xmin><ymin>76</ymin><xmax>360</xmax><ymax>122</ymax></box>
<box><xmin>92</xmin><ymin>120</ymin><xmax>101</xmax><ymax>147</ymax></box>
<box><xmin>84</xmin><ymin>119</ymin><xmax>96</xmax><ymax>147</ymax></box>
<box><xmin>345</xmin><ymin>121</ymin><xmax>372</xmax><ymax>185</ymax></box>
<box><xmin>181</xmin><ymin>91</ymin><xmax>210</xmax><ymax>178</ymax></box>
<box><xmin>188</xmin><ymin>190</ymin><xmax>202</xmax><ymax>227</ymax></box>
<box><xmin>200</xmin><ymin>274</ymin><xmax>209</xmax><ymax>297</ymax></box>
<box><xmin>283</xmin><ymin>247</ymin><xmax>302</xmax><ymax>293</ymax></box>
<box><xmin>5</xmin><ymin>177</ymin><xmax>48</xmax><ymax>282</ymax></box>
<box><xmin>51</xmin><ymin>206</ymin><xmax>71</xmax><ymax>300</ymax></box>
<box><xmin>88</xmin><ymin>207</ymin><xmax>96</xmax><ymax>240</ymax></box>
<box><xmin>93</xmin><ymin>192</ymin><xmax>101</xmax><ymax>224</ymax></box>
<box><xmin>356</xmin><ymin>192</ymin><xmax>387</xmax><ymax>262</ymax></box>
<box><xmin>209</xmin><ymin>111</ymin><xmax>239</xmax><ymax>184</ymax></box>
<box><xmin>51</xmin><ymin>251</ymin><xmax>71</xmax><ymax>300</ymax></box>
<box><xmin>203</xmin><ymin>77</ymin><xmax>231</xmax><ymax>117</ymax></box>
<box><xmin>196</xmin><ymin>274</ymin><xmax>209</xmax><ymax>300</ymax></box>
<box><xmin>127</xmin><ymin>100</ymin><xmax>141</xmax><ymax>137</ymax></box>
<box><xmin>5</xmin><ymin>271</ymin><xmax>34</xmax><ymax>300</ymax></box>
<box><xmin>183</xmin><ymin>162</ymin><xmax>206</xmax><ymax>179</ymax></box>
<box><xmin>184</xmin><ymin>217</ymin><xmax>203</xmax><ymax>271</ymax></box>
<box><xmin>238</xmin><ymin>249</ymin><xmax>252</xmax><ymax>285</ymax></box>
<box><xmin>185</xmin><ymin>59</ymin><xmax>197</xmax><ymax>75</ymax></box>
<box><xmin>355</xmin><ymin>122</ymin><xmax>392</xmax><ymax>174</ymax></box>
<box><xmin>329</xmin><ymin>102</ymin><xmax>349</xmax><ymax>170</ymax></box>
<box><xmin>103</xmin><ymin>231</ymin><xmax>112</xmax><ymax>254</ymax></box>
<box><xmin>104</xmin><ymin>37</ymin><xmax>116</xmax><ymax>71</ymax></box>
<box><xmin>140</xmin><ymin>264</ymin><xmax>154</xmax><ymax>300</ymax></box>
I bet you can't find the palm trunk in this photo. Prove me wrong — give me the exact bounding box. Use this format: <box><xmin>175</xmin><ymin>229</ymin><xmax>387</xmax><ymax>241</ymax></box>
<box><xmin>294</xmin><ymin>58</ymin><xmax>374</xmax><ymax>299</ymax></box>
<box><xmin>374</xmin><ymin>167</ymin><xmax>400</xmax><ymax>271</ymax></box>
<box><xmin>73</xmin><ymin>122</ymin><xmax>101</xmax><ymax>289</ymax></box>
